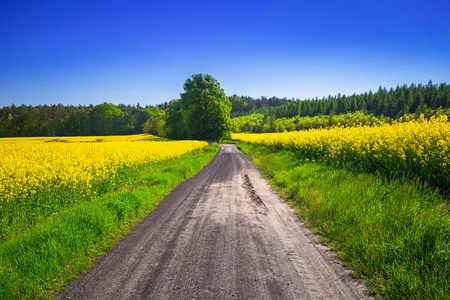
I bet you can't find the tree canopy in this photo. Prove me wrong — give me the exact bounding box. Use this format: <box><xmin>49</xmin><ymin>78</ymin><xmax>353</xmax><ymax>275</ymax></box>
<box><xmin>140</xmin><ymin>107</ymin><xmax>166</xmax><ymax>137</ymax></box>
<box><xmin>89</xmin><ymin>102</ymin><xmax>126</xmax><ymax>135</ymax></box>
<box><xmin>166</xmin><ymin>74</ymin><xmax>232</xmax><ymax>141</ymax></box>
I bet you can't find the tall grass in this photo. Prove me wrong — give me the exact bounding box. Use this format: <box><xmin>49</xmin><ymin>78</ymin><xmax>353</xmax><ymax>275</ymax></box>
<box><xmin>0</xmin><ymin>143</ymin><xmax>218</xmax><ymax>299</ymax></box>
<box><xmin>239</xmin><ymin>143</ymin><xmax>450</xmax><ymax>299</ymax></box>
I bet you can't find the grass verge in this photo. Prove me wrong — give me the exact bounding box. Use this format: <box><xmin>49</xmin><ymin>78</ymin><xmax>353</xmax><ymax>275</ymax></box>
<box><xmin>0</xmin><ymin>143</ymin><xmax>218</xmax><ymax>299</ymax></box>
<box><xmin>238</xmin><ymin>142</ymin><xmax>450</xmax><ymax>299</ymax></box>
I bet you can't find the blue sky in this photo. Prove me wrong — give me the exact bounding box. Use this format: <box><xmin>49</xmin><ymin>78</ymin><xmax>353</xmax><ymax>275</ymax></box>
<box><xmin>1</xmin><ymin>0</ymin><xmax>449</xmax><ymax>107</ymax></box>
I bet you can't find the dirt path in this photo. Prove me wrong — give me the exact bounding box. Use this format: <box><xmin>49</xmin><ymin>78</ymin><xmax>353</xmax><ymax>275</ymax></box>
<box><xmin>59</xmin><ymin>144</ymin><xmax>369</xmax><ymax>299</ymax></box>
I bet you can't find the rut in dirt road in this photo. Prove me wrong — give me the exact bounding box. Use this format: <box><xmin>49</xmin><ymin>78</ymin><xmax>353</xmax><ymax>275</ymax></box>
<box><xmin>59</xmin><ymin>144</ymin><xmax>369</xmax><ymax>300</ymax></box>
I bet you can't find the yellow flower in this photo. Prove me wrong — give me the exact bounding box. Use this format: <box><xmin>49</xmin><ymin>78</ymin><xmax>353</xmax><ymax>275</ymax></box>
<box><xmin>0</xmin><ymin>134</ymin><xmax>207</xmax><ymax>205</ymax></box>
<box><xmin>233</xmin><ymin>115</ymin><xmax>449</xmax><ymax>188</ymax></box>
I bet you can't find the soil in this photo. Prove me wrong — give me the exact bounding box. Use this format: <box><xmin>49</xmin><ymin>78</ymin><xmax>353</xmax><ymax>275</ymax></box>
<box><xmin>59</xmin><ymin>144</ymin><xmax>370</xmax><ymax>299</ymax></box>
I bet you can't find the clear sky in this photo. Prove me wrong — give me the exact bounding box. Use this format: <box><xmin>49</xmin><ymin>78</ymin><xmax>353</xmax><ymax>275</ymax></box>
<box><xmin>1</xmin><ymin>0</ymin><xmax>449</xmax><ymax>107</ymax></box>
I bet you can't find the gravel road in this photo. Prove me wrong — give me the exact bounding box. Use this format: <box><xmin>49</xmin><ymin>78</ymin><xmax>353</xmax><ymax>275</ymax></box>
<box><xmin>59</xmin><ymin>144</ymin><xmax>369</xmax><ymax>299</ymax></box>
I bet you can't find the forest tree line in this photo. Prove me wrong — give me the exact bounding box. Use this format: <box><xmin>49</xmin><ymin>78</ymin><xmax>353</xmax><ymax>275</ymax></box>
<box><xmin>0</xmin><ymin>102</ymin><xmax>167</xmax><ymax>137</ymax></box>
<box><xmin>230</xmin><ymin>81</ymin><xmax>450</xmax><ymax>119</ymax></box>
<box><xmin>0</xmin><ymin>81</ymin><xmax>449</xmax><ymax>137</ymax></box>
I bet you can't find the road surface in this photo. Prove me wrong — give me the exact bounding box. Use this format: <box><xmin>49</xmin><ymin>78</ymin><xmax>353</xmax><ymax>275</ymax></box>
<box><xmin>59</xmin><ymin>144</ymin><xmax>369</xmax><ymax>299</ymax></box>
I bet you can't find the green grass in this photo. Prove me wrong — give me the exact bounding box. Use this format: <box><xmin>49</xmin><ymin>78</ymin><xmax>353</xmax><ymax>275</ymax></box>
<box><xmin>239</xmin><ymin>142</ymin><xmax>450</xmax><ymax>299</ymax></box>
<box><xmin>0</xmin><ymin>143</ymin><xmax>218</xmax><ymax>299</ymax></box>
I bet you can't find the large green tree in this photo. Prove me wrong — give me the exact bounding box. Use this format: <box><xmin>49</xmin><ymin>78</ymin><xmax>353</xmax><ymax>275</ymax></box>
<box><xmin>89</xmin><ymin>102</ymin><xmax>125</xmax><ymax>135</ymax></box>
<box><xmin>166</xmin><ymin>74</ymin><xmax>232</xmax><ymax>141</ymax></box>
<box><xmin>140</xmin><ymin>107</ymin><xmax>166</xmax><ymax>136</ymax></box>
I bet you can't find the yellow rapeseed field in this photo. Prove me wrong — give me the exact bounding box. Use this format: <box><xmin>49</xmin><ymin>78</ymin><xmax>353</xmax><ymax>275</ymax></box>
<box><xmin>234</xmin><ymin>115</ymin><xmax>450</xmax><ymax>191</ymax></box>
<box><xmin>0</xmin><ymin>134</ymin><xmax>207</xmax><ymax>205</ymax></box>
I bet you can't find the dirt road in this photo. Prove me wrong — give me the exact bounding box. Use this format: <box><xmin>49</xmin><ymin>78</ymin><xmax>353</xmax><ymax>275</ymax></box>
<box><xmin>59</xmin><ymin>144</ymin><xmax>368</xmax><ymax>299</ymax></box>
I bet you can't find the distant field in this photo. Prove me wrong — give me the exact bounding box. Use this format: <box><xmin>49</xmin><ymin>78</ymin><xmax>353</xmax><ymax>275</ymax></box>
<box><xmin>234</xmin><ymin>115</ymin><xmax>450</xmax><ymax>192</ymax></box>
